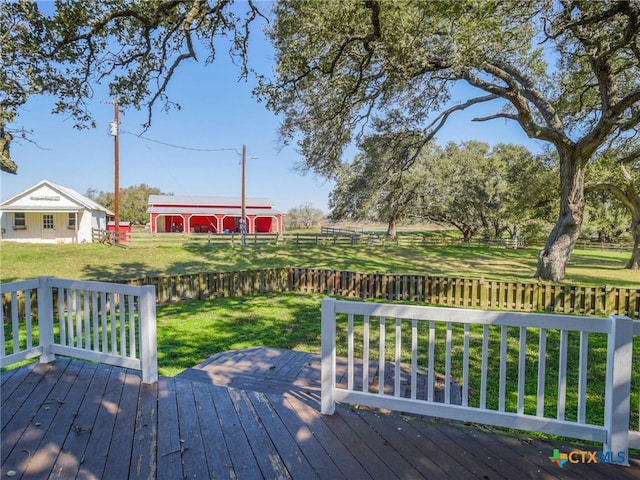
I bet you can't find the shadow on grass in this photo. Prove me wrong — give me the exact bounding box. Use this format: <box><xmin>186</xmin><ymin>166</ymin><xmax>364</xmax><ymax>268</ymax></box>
<box><xmin>81</xmin><ymin>262</ymin><xmax>164</xmax><ymax>281</ymax></box>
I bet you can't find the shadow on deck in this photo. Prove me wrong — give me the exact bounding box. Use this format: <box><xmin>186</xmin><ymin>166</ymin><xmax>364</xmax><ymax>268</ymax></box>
<box><xmin>2</xmin><ymin>347</ymin><xmax>639</xmax><ymax>479</ymax></box>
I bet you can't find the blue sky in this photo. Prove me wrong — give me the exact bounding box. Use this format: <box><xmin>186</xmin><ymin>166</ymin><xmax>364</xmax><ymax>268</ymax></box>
<box><xmin>1</xmin><ymin>13</ymin><xmax>544</xmax><ymax>213</ymax></box>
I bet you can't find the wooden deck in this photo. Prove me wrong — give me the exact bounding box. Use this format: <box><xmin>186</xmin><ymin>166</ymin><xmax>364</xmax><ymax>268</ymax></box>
<box><xmin>2</xmin><ymin>348</ymin><xmax>639</xmax><ymax>479</ymax></box>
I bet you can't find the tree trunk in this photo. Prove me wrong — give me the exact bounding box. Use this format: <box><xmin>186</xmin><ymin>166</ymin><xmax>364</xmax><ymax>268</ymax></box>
<box><xmin>626</xmin><ymin>215</ymin><xmax>640</xmax><ymax>270</ymax></box>
<box><xmin>535</xmin><ymin>155</ymin><xmax>585</xmax><ymax>282</ymax></box>
<box><xmin>386</xmin><ymin>217</ymin><xmax>397</xmax><ymax>238</ymax></box>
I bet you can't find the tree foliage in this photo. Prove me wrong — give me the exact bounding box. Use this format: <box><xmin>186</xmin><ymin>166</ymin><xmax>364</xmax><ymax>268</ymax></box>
<box><xmin>329</xmin><ymin>130</ymin><xmax>430</xmax><ymax>237</ymax></box>
<box><xmin>285</xmin><ymin>202</ymin><xmax>325</xmax><ymax>230</ymax></box>
<box><xmin>260</xmin><ymin>0</ymin><xmax>640</xmax><ymax>280</ymax></box>
<box><xmin>418</xmin><ymin>142</ymin><xmax>555</xmax><ymax>241</ymax></box>
<box><xmin>86</xmin><ymin>184</ymin><xmax>167</xmax><ymax>225</ymax></box>
<box><xmin>585</xmin><ymin>149</ymin><xmax>640</xmax><ymax>269</ymax></box>
<box><xmin>0</xmin><ymin>0</ymin><xmax>266</xmax><ymax>172</ymax></box>
<box><xmin>330</xmin><ymin>136</ymin><xmax>556</xmax><ymax>241</ymax></box>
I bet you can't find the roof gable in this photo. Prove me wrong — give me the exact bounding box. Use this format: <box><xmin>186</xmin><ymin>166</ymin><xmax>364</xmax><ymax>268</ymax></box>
<box><xmin>1</xmin><ymin>180</ymin><xmax>113</xmax><ymax>214</ymax></box>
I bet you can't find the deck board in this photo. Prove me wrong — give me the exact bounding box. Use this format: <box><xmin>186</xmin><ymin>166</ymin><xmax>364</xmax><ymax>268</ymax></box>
<box><xmin>246</xmin><ymin>390</ymin><xmax>318</xmax><ymax>479</ymax></box>
<box><xmin>209</xmin><ymin>384</ymin><xmax>264</xmax><ymax>480</ymax></box>
<box><xmin>2</xmin><ymin>350</ymin><xmax>640</xmax><ymax>479</ymax></box>
<box><xmin>155</xmin><ymin>376</ymin><xmax>182</xmax><ymax>480</ymax></box>
<box><xmin>191</xmin><ymin>381</ymin><xmax>236</xmax><ymax>479</ymax></box>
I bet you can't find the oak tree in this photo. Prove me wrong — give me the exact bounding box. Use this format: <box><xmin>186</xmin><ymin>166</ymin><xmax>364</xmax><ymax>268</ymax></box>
<box><xmin>259</xmin><ymin>0</ymin><xmax>640</xmax><ymax>281</ymax></box>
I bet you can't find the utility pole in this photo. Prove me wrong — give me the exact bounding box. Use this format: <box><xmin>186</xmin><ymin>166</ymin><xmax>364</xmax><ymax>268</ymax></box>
<box><xmin>109</xmin><ymin>98</ymin><xmax>120</xmax><ymax>244</ymax></box>
<box><xmin>240</xmin><ymin>144</ymin><xmax>246</xmax><ymax>244</ymax></box>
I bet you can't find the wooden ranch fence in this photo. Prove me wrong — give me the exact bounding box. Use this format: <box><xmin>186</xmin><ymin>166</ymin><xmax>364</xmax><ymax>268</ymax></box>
<box><xmin>121</xmin><ymin>268</ymin><xmax>640</xmax><ymax>318</ymax></box>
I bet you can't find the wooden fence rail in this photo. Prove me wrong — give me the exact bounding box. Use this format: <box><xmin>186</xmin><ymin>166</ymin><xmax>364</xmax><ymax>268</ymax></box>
<box><xmin>112</xmin><ymin>228</ymin><xmax>632</xmax><ymax>250</ymax></box>
<box><xmin>120</xmin><ymin>268</ymin><xmax>639</xmax><ymax>318</ymax></box>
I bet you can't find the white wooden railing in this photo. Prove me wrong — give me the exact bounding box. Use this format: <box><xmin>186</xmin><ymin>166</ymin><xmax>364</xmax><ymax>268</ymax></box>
<box><xmin>321</xmin><ymin>298</ymin><xmax>639</xmax><ymax>466</ymax></box>
<box><xmin>1</xmin><ymin>276</ymin><xmax>157</xmax><ymax>383</ymax></box>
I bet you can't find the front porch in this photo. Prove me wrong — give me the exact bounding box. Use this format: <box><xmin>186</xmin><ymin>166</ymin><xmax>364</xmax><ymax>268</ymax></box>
<box><xmin>3</xmin><ymin>351</ymin><xmax>639</xmax><ymax>479</ymax></box>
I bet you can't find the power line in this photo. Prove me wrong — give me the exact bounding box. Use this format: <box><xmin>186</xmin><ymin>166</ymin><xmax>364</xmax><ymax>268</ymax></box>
<box><xmin>120</xmin><ymin>130</ymin><xmax>240</xmax><ymax>154</ymax></box>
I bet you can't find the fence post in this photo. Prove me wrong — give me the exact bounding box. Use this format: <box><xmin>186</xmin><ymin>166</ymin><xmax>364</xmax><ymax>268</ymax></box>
<box><xmin>603</xmin><ymin>315</ymin><xmax>633</xmax><ymax>465</ymax></box>
<box><xmin>479</xmin><ymin>278</ymin><xmax>488</xmax><ymax>309</ymax></box>
<box><xmin>321</xmin><ymin>297</ymin><xmax>336</xmax><ymax>415</ymax></box>
<box><xmin>139</xmin><ymin>285</ymin><xmax>158</xmax><ymax>384</ymax></box>
<box><xmin>37</xmin><ymin>276</ymin><xmax>56</xmax><ymax>363</ymax></box>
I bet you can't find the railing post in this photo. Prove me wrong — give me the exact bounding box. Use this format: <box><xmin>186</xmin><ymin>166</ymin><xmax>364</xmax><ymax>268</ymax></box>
<box><xmin>139</xmin><ymin>285</ymin><xmax>158</xmax><ymax>384</ymax></box>
<box><xmin>603</xmin><ymin>315</ymin><xmax>633</xmax><ymax>466</ymax></box>
<box><xmin>37</xmin><ymin>276</ymin><xmax>56</xmax><ymax>363</ymax></box>
<box><xmin>321</xmin><ymin>297</ymin><xmax>336</xmax><ymax>415</ymax></box>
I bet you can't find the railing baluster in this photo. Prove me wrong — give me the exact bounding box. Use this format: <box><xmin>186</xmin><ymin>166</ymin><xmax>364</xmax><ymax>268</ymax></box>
<box><xmin>462</xmin><ymin>323</ymin><xmax>469</xmax><ymax>407</ymax></box>
<box><xmin>578</xmin><ymin>331</ymin><xmax>589</xmax><ymax>423</ymax></box>
<box><xmin>480</xmin><ymin>324</ymin><xmax>489</xmax><ymax>409</ymax></box>
<box><xmin>428</xmin><ymin>320</ymin><xmax>435</xmax><ymax>402</ymax></box>
<box><xmin>517</xmin><ymin>326</ymin><xmax>526</xmax><ymax>415</ymax></box>
<box><xmin>445</xmin><ymin>322</ymin><xmax>452</xmax><ymax>404</ymax></box>
<box><xmin>395</xmin><ymin>318</ymin><xmax>401</xmax><ymax>397</ymax></box>
<box><xmin>499</xmin><ymin>325</ymin><xmax>507</xmax><ymax>412</ymax></box>
<box><xmin>56</xmin><ymin>287</ymin><xmax>64</xmax><ymax>346</ymax></box>
<box><xmin>363</xmin><ymin>315</ymin><xmax>370</xmax><ymax>392</ymax></box>
<box><xmin>537</xmin><ymin>328</ymin><xmax>547</xmax><ymax>417</ymax></box>
<box><xmin>128</xmin><ymin>295</ymin><xmax>136</xmax><ymax>358</ymax></box>
<box><xmin>411</xmin><ymin>319</ymin><xmax>418</xmax><ymax>400</ymax></box>
<box><xmin>25</xmin><ymin>289</ymin><xmax>32</xmax><ymax>350</ymax></box>
<box><xmin>0</xmin><ymin>304</ymin><xmax>5</xmax><ymax>356</ymax></box>
<box><xmin>379</xmin><ymin>316</ymin><xmax>385</xmax><ymax>395</ymax></box>
<box><xmin>119</xmin><ymin>295</ymin><xmax>126</xmax><ymax>356</ymax></box>
<box><xmin>11</xmin><ymin>292</ymin><xmax>19</xmax><ymax>353</ymax></box>
<box><xmin>347</xmin><ymin>313</ymin><xmax>354</xmax><ymax>391</ymax></box>
<box><xmin>101</xmin><ymin>292</ymin><xmax>107</xmax><ymax>353</ymax></box>
<box><xmin>75</xmin><ymin>289</ymin><xmax>82</xmax><ymax>348</ymax></box>
<box><xmin>110</xmin><ymin>293</ymin><xmax>117</xmax><ymax>354</ymax></box>
<box><xmin>558</xmin><ymin>329</ymin><xmax>569</xmax><ymax>421</ymax></box>
<box><xmin>84</xmin><ymin>290</ymin><xmax>90</xmax><ymax>350</ymax></box>
<box><xmin>91</xmin><ymin>291</ymin><xmax>98</xmax><ymax>351</ymax></box>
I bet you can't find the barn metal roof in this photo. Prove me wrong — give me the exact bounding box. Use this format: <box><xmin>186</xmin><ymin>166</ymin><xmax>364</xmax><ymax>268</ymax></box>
<box><xmin>146</xmin><ymin>207</ymin><xmax>283</xmax><ymax>215</ymax></box>
<box><xmin>148</xmin><ymin>194</ymin><xmax>274</xmax><ymax>207</ymax></box>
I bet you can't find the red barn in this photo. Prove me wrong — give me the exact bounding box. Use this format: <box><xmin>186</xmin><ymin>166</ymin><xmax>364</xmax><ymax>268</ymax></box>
<box><xmin>147</xmin><ymin>195</ymin><xmax>284</xmax><ymax>234</ymax></box>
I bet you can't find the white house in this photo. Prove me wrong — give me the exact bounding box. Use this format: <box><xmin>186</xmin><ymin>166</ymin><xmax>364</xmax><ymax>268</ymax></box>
<box><xmin>0</xmin><ymin>180</ymin><xmax>113</xmax><ymax>244</ymax></box>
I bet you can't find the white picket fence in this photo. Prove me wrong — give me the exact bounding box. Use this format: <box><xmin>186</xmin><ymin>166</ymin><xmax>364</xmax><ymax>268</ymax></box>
<box><xmin>321</xmin><ymin>298</ymin><xmax>639</xmax><ymax>466</ymax></box>
<box><xmin>1</xmin><ymin>276</ymin><xmax>157</xmax><ymax>383</ymax></box>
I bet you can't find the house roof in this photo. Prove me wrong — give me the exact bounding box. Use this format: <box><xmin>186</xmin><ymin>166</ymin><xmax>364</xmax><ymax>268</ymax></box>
<box><xmin>147</xmin><ymin>207</ymin><xmax>283</xmax><ymax>216</ymax></box>
<box><xmin>148</xmin><ymin>194</ymin><xmax>274</xmax><ymax>208</ymax></box>
<box><xmin>0</xmin><ymin>180</ymin><xmax>114</xmax><ymax>215</ymax></box>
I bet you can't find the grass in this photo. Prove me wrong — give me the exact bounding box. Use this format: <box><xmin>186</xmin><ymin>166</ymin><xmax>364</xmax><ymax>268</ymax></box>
<box><xmin>156</xmin><ymin>293</ymin><xmax>322</xmax><ymax>376</ymax></box>
<box><xmin>1</xmin><ymin>241</ymin><xmax>638</xmax><ymax>286</ymax></box>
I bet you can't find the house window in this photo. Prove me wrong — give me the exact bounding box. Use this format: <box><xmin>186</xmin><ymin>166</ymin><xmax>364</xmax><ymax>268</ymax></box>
<box><xmin>68</xmin><ymin>213</ymin><xmax>76</xmax><ymax>229</ymax></box>
<box><xmin>43</xmin><ymin>214</ymin><xmax>54</xmax><ymax>229</ymax></box>
<box><xmin>14</xmin><ymin>212</ymin><xmax>26</xmax><ymax>229</ymax></box>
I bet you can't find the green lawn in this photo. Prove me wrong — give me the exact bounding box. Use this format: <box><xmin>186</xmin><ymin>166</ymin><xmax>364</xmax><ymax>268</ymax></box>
<box><xmin>1</xmin><ymin>241</ymin><xmax>638</xmax><ymax>286</ymax></box>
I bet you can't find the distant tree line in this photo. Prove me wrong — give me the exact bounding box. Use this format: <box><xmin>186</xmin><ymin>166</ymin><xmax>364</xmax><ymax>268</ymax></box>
<box><xmin>329</xmin><ymin>139</ymin><xmax>556</xmax><ymax>240</ymax></box>
<box><xmin>86</xmin><ymin>184</ymin><xmax>168</xmax><ymax>226</ymax></box>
